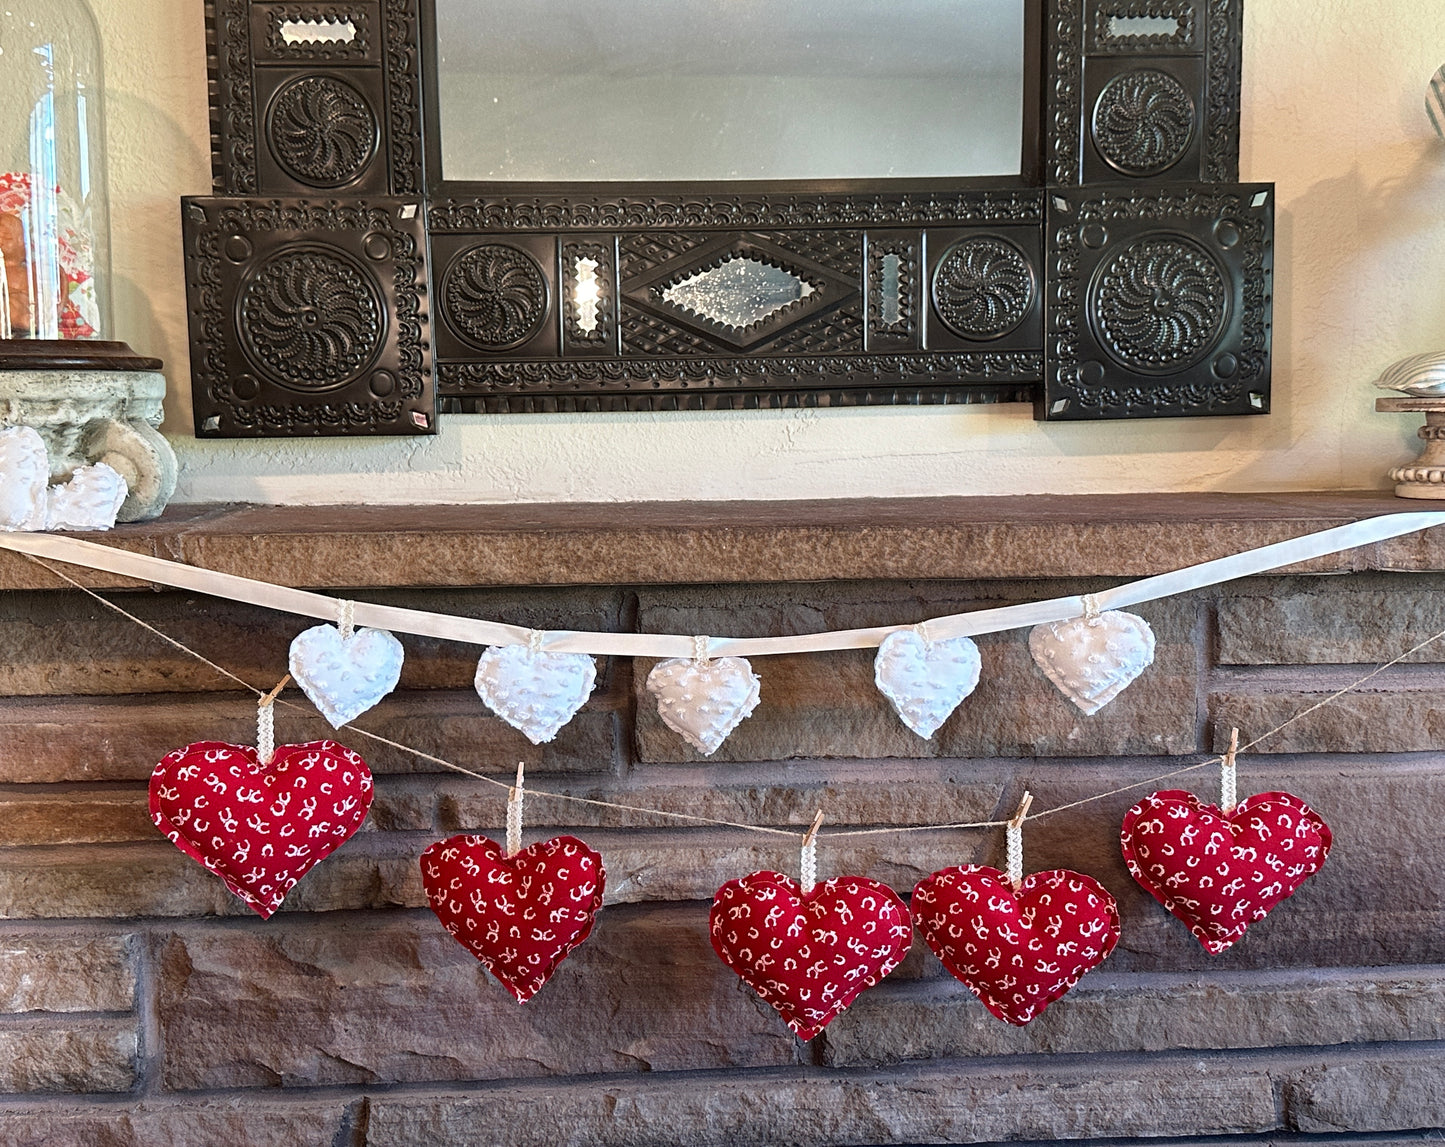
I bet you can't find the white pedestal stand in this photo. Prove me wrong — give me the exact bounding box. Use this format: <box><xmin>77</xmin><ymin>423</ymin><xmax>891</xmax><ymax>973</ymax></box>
<box><xmin>1377</xmin><ymin>396</ymin><xmax>1445</xmax><ymax>499</ymax></box>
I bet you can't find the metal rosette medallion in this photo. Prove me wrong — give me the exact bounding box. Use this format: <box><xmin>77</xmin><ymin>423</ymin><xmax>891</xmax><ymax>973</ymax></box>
<box><xmin>441</xmin><ymin>243</ymin><xmax>551</xmax><ymax>351</ymax></box>
<box><xmin>1086</xmin><ymin>233</ymin><xmax>1229</xmax><ymax>375</ymax></box>
<box><xmin>266</xmin><ymin>75</ymin><xmax>379</xmax><ymax>189</ymax></box>
<box><xmin>1091</xmin><ymin>69</ymin><xmax>1196</xmax><ymax>178</ymax></box>
<box><xmin>237</xmin><ymin>244</ymin><xmax>386</xmax><ymax>391</ymax></box>
<box><xmin>931</xmin><ymin>235</ymin><xmax>1037</xmax><ymax>341</ymax></box>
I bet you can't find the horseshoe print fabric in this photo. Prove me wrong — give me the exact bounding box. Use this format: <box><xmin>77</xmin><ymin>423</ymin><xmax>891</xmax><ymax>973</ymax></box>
<box><xmin>421</xmin><ymin>833</ymin><xmax>606</xmax><ymax>1003</ymax></box>
<box><xmin>149</xmin><ymin>740</ymin><xmax>373</xmax><ymax>919</ymax></box>
<box><xmin>1120</xmin><ymin>789</ymin><xmax>1332</xmax><ymax>953</ymax></box>
<box><xmin>912</xmin><ymin>865</ymin><xmax>1120</xmax><ymax>1025</ymax></box>
<box><xmin>709</xmin><ymin>870</ymin><xmax>912</xmax><ymax>1040</ymax></box>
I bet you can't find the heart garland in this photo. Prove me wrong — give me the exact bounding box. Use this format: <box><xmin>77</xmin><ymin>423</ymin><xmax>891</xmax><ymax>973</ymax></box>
<box><xmin>43</xmin><ymin>461</ymin><xmax>128</xmax><ymax>532</ymax></box>
<box><xmin>0</xmin><ymin>425</ymin><xmax>127</xmax><ymax>532</ymax></box>
<box><xmin>289</xmin><ymin>616</ymin><xmax>405</xmax><ymax>729</ymax></box>
<box><xmin>421</xmin><ymin>833</ymin><xmax>606</xmax><ymax>1002</ymax></box>
<box><xmin>1120</xmin><ymin>788</ymin><xmax>1332</xmax><ymax>954</ymax></box>
<box><xmin>149</xmin><ymin>739</ymin><xmax>374</xmax><ymax>919</ymax></box>
<box><xmin>1028</xmin><ymin>607</ymin><xmax>1155</xmax><ymax>714</ymax></box>
<box><xmin>874</xmin><ymin>629</ymin><xmax>982</xmax><ymax>738</ymax></box>
<box><xmin>709</xmin><ymin>869</ymin><xmax>912</xmax><ymax>1040</ymax></box>
<box><xmin>0</xmin><ymin>426</ymin><xmax>49</xmax><ymax>531</ymax></box>
<box><xmin>912</xmin><ymin>865</ymin><xmax>1120</xmax><ymax>1025</ymax></box>
<box><xmin>647</xmin><ymin>651</ymin><xmax>761</xmax><ymax>755</ymax></box>
<box><xmin>474</xmin><ymin>643</ymin><xmax>598</xmax><ymax>745</ymax></box>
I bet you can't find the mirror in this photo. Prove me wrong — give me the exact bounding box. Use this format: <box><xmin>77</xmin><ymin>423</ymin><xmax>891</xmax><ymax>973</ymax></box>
<box><xmin>434</xmin><ymin>0</ymin><xmax>1026</xmax><ymax>183</ymax></box>
<box><xmin>189</xmin><ymin>0</ymin><xmax>1268</xmax><ymax>434</ymax></box>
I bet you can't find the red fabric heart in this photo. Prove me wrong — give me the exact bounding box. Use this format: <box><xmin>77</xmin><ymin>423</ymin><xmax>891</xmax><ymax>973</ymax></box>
<box><xmin>149</xmin><ymin>740</ymin><xmax>373</xmax><ymax>919</ymax></box>
<box><xmin>421</xmin><ymin>833</ymin><xmax>605</xmax><ymax>1003</ymax></box>
<box><xmin>709</xmin><ymin>870</ymin><xmax>912</xmax><ymax>1040</ymax></box>
<box><xmin>1121</xmin><ymin>789</ymin><xmax>1332</xmax><ymax>954</ymax></box>
<box><xmin>912</xmin><ymin>865</ymin><xmax>1120</xmax><ymax>1025</ymax></box>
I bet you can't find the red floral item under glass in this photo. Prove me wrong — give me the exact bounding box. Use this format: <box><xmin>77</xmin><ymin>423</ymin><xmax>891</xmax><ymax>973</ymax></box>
<box><xmin>0</xmin><ymin>172</ymin><xmax>99</xmax><ymax>338</ymax></box>
<box><xmin>1121</xmin><ymin>788</ymin><xmax>1332</xmax><ymax>954</ymax></box>
<box><xmin>149</xmin><ymin>739</ymin><xmax>373</xmax><ymax>919</ymax></box>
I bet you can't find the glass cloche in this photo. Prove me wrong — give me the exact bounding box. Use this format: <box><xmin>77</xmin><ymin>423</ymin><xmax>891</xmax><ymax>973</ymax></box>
<box><xmin>0</xmin><ymin>0</ymin><xmax>111</xmax><ymax>342</ymax></box>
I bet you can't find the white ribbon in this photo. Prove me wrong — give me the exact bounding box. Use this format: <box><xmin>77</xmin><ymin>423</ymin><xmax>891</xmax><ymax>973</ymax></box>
<box><xmin>1</xmin><ymin>512</ymin><xmax>1442</xmax><ymax>657</ymax></box>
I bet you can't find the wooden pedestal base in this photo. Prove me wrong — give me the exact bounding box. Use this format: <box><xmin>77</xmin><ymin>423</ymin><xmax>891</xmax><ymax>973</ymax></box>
<box><xmin>1376</xmin><ymin>396</ymin><xmax>1445</xmax><ymax>498</ymax></box>
<box><xmin>0</xmin><ymin>338</ymin><xmax>162</xmax><ymax>372</ymax></box>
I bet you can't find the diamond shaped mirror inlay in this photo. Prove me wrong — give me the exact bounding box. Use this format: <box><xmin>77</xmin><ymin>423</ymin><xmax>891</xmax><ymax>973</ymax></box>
<box><xmin>661</xmin><ymin>257</ymin><xmax>816</xmax><ymax>331</ymax></box>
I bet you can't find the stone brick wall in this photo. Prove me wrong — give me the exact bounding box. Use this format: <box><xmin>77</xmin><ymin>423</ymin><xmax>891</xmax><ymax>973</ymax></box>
<box><xmin>2</xmin><ymin>507</ymin><xmax>1444</xmax><ymax>1145</ymax></box>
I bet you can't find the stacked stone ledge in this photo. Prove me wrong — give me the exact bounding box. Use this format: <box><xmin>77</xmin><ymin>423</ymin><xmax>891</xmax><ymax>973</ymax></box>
<box><xmin>0</xmin><ymin>499</ymin><xmax>1441</xmax><ymax>1145</ymax></box>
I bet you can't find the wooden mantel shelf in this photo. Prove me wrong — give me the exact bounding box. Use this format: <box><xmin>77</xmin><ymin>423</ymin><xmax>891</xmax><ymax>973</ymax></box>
<box><xmin>1</xmin><ymin>491</ymin><xmax>1441</xmax><ymax>591</ymax></box>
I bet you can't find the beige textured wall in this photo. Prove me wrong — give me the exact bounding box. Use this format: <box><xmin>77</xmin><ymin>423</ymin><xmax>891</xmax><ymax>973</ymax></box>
<box><xmin>91</xmin><ymin>0</ymin><xmax>1445</xmax><ymax>504</ymax></box>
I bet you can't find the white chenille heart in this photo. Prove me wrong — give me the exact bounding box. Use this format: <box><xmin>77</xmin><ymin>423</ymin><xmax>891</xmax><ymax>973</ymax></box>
<box><xmin>474</xmin><ymin>645</ymin><xmax>598</xmax><ymax>745</ymax></box>
<box><xmin>646</xmin><ymin>656</ymin><xmax>761</xmax><ymax>756</ymax></box>
<box><xmin>43</xmin><ymin>462</ymin><xmax>127</xmax><ymax>532</ymax></box>
<box><xmin>289</xmin><ymin>624</ymin><xmax>406</xmax><ymax>728</ymax></box>
<box><xmin>874</xmin><ymin>630</ymin><xmax>982</xmax><ymax>738</ymax></box>
<box><xmin>0</xmin><ymin>426</ymin><xmax>52</xmax><ymax>531</ymax></box>
<box><xmin>1028</xmin><ymin>610</ymin><xmax>1156</xmax><ymax>715</ymax></box>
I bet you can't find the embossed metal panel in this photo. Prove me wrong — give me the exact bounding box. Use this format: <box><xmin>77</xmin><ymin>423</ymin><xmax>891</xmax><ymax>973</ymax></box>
<box><xmin>865</xmin><ymin>233</ymin><xmax>922</xmax><ymax>353</ymax></box>
<box><xmin>621</xmin><ymin>233</ymin><xmax>861</xmax><ymax>354</ymax></box>
<box><xmin>1047</xmin><ymin>0</ymin><xmax>1241</xmax><ymax>186</ymax></box>
<box><xmin>923</xmin><ymin>226</ymin><xmax>1043</xmax><ymax>353</ymax></box>
<box><xmin>430</xmin><ymin>234</ymin><xmax>558</xmax><ymax>359</ymax></box>
<box><xmin>1044</xmin><ymin>183</ymin><xmax>1273</xmax><ymax>419</ymax></box>
<box><xmin>251</xmin><ymin>3</ymin><xmax>382</xmax><ymax>66</ymax></box>
<box><xmin>183</xmin><ymin>197</ymin><xmax>434</xmax><ymax>437</ymax></box>
<box><xmin>1084</xmin><ymin>60</ymin><xmax>1204</xmax><ymax>182</ymax></box>
<box><xmin>560</xmin><ymin>238</ymin><xmax>617</xmax><ymax>358</ymax></box>
<box><xmin>254</xmin><ymin>67</ymin><xmax>388</xmax><ymax>194</ymax></box>
<box><xmin>425</xmin><ymin>193</ymin><xmax>1049</xmax><ymax>413</ymax></box>
<box><xmin>208</xmin><ymin>0</ymin><xmax>423</xmax><ymax>196</ymax></box>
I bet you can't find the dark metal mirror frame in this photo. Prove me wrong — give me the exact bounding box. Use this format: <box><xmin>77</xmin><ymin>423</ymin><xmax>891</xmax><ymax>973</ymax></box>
<box><xmin>184</xmin><ymin>0</ymin><xmax>1272</xmax><ymax>436</ymax></box>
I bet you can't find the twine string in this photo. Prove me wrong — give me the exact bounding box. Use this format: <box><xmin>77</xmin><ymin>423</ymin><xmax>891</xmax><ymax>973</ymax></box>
<box><xmin>20</xmin><ymin>552</ymin><xmax>1445</xmax><ymax>848</ymax></box>
<box><xmin>338</xmin><ymin>599</ymin><xmax>355</xmax><ymax>641</ymax></box>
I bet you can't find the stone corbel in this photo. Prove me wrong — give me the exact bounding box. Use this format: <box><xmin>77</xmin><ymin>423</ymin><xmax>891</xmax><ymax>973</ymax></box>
<box><xmin>0</xmin><ymin>367</ymin><xmax>178</xmax><ymax>521</ymax></box>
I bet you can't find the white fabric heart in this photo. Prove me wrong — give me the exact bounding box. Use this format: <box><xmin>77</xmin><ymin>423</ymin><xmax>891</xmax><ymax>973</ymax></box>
<box><xmin>874</xmin><ymin>630</ymin><xmax>982</xmax><ymax>738</ymax></box>
<box><xmin>0</xmin><ymin>426</ymin><xmax>51</xmax><ymax>531</ymax></box>
<box><xmin>1028</xmin><ymin>610</ymin><xmax>1156</xmax><ymax>715</ymax></box>
<box><xmin>474</xmin><ymin>645</ymin><xmax>598</xmax><ymax>745</ymax></box>
<box><xmin>289</xmin><ymin>624</ymin><xmax>406</xmax><ymax>728</ymax></box>
<box><xmin>646</xmin><ymin>656</ymin><xmax>761</xmax><ymax>756</ymax></box>
<box><xmin>44</xmin><ymin>462</ymin><xmax>128</xmax><ymax>532</ymax></box>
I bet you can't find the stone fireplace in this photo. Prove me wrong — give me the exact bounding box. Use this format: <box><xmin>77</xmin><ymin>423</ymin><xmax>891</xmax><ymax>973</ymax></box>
<box><xmin>0</xmin><ymin>493</ymin><xmax>1441</xmax><ymax>1144</ymax></box>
